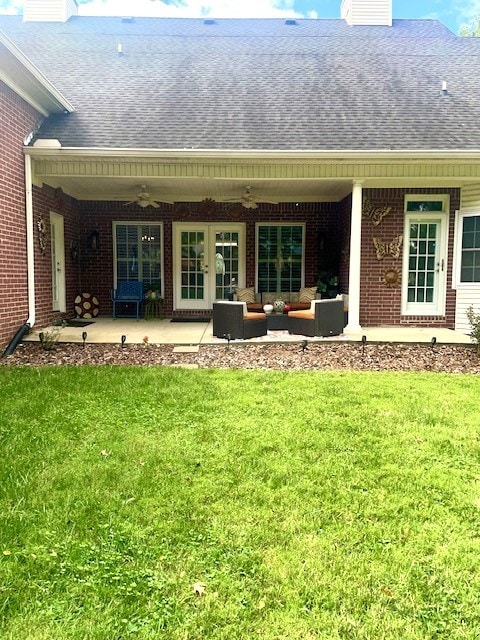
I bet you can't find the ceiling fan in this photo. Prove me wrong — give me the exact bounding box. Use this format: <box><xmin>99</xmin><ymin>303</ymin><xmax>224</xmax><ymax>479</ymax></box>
<box><xmin>221</xmin><ymin>186</ymin><xmax>279</xmax><ymax>209</ymax></box>
<box><xmin>122</xmin><ymin>185</ymin><xmax>174</xmax><ymax>208</ymax></box>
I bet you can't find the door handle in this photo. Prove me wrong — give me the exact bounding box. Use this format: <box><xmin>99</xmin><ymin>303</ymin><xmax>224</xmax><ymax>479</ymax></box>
<box><xmin>436</xmin><ymin>259</ymin><xmax>445</xmax><ymax>273</ymax></box>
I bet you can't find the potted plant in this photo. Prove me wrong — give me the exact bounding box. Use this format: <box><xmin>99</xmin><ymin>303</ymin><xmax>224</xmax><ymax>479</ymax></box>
<box><xmin>316</xmin><ymin>271</ymin><xmax>339</xmax><ymax>299</ymax></box>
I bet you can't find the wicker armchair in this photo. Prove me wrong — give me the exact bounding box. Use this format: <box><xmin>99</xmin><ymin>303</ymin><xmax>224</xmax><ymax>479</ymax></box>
<box><xmin>213</xmin><ymin>301</ymin><xmax>267</xmax><ymax>339</ymax></box>
<box><xmin>288</xmin><ymin>299</ymin><xmax>344</xmax><ymax>337</ymax></box>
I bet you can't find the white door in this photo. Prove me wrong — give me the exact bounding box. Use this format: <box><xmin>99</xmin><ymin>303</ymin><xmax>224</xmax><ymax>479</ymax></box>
<box><xmin>50</xmin><ymin>211</ymin><xmax>66</xmax><ymax>312</ymax></box>
<box><xmin>174</xmin><ymin>223</ymin><xmax>245</xmax><ymax>310</ymax></box>
<box><xmin>402</xmin><ymin>213</ymin><xmax>448</xmax><ymax>316</ymax></box>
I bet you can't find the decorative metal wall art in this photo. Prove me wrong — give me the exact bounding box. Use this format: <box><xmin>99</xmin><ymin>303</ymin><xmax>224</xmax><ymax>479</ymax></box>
<box><xmin>363</xmin><ymin>199</ymin><xmax>392</xmax><ymax>226</ymax></box>
<box><xmin>373</xmin><ymin>235</ymin><xmax>403</xmax><ymax>260</ymax></box>
<box><xmin>198</xmin><ymin>198</ymin><xmax>217</xmax><ymax>215</ymax></box>
<box><xmin>37</xmin><ymin>217</ymin><xmax>47</xmax><ymax>254</ymax></box>
<box><xmin>382</xmin><ymin>267</ymin><xmax>401</xmax><ymax>288</ymax></box>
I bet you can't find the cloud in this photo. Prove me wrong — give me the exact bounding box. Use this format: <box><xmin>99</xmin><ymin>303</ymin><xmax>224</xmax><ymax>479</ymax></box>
<box><xmin>75</xmin><ymin>0</ymin><xmax>305</xmax><ymax>18</ymax></box>
<box><xmin>451</xmin><ymin>0</ymin><xmax>480</xmax><ymax>23</ymax></box>
<box><xmin>0</xmin><ymin>0</ymin><xmax>22</xmax><ymax>14</ymax></box>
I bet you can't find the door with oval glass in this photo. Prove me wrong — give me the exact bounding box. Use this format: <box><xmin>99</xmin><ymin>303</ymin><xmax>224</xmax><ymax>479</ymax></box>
<box><xmin>174</xmin><ymin>223</ymin><xmax>245</xmax><ymax>310</ymax></box>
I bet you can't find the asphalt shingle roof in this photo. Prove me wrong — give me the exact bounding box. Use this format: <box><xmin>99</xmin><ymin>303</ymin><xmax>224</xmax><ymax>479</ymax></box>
<box><xmin>1</xmin><ymin>15</ymin><xmax>479</xmax><ymax>151</ymax></box>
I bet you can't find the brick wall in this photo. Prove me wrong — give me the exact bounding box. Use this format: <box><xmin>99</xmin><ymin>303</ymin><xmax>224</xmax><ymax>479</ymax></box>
<box><xmin>32</xmin><ymin>184</ymin><xmax>81</xmax><ymax>326</ymax></box>
<box><xmin>360</xmin><ymin>187</ymin><xmax>460</xmax><ymax>327</ymax></box>
<box><xmin>78</xmin><ymin>200</ymin><xmax>340</xmax><ymax>317</ymax></box>
<box><xmin>0</xmin><ymin>80</ymin><xmax>41</xmax><ymax>349</ymax></box>
<box><xmin>25</xmin><ymin>184</ymin><xmax>460</xmax><ymax>328</ymax></box>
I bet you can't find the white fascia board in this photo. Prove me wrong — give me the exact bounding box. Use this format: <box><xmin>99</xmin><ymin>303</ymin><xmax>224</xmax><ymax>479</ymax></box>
<box><xmin>24</xmin><ymin>146</ymin><xmax>480</xmax><ymax>161</ymax></box>
<box><xmin>0</xmin><ymin>31</ymin><xmax>74</xmax><ymax>114</ymax></box>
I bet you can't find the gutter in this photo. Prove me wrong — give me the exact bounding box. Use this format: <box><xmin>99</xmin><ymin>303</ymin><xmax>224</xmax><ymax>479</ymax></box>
<box><xmin>24</xmin><ymin>146</ymin><xmax>480</xmax><ymax>161</ymax></box>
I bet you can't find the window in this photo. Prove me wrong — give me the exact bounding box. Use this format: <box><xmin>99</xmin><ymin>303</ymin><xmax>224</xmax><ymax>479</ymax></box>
<box><xmin>256</xmin><ymin>224</ymin><xmax>304</xmax><ymax>292</ymax></box>
<box><xmin>459</xmin><ymin>215</ymin><xmax>480</xmax><ymax>283</ymax></box>
<box><xmin>114</xmin><ymin>222</ymin><xmax>163</xmax><ymax>293</ymax></box>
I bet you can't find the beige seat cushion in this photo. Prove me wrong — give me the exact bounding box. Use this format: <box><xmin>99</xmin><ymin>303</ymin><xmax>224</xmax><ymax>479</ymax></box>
<box><xmin>244</xmin><ymin>311</ymin><xmax>266</xmax><ymax>320</ymax></box>
<box><xmin>288</xmin><ymin>310</ymin><xmax>314</xmax><ymax>319</ymax></box>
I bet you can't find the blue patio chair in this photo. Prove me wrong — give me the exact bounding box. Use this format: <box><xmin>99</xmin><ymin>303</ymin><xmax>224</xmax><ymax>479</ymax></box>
<box><xmin>110</xmin><ymin>281</ymin><xmax>144</xmax><ymax>319</ymax></box>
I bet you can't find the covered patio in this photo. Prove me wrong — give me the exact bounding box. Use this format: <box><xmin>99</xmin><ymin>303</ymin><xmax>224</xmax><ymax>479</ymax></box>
<box><xmin>23</xmin><ymin>317</ymin><xmax>472</xmax><ymax>346</ymax></box>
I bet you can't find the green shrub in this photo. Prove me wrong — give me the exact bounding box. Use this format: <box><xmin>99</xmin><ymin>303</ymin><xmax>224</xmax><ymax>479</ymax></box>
<box><xmin>466</xmin><ymin>305</ymin><xmax>480</xmax><ymax>351</ymax></box>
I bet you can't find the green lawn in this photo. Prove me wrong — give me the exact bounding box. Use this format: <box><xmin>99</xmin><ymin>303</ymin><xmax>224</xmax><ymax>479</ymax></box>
<box><xmin>1</xmin><ymin>367</ymin><xmax>480</xmax><ymax>639</ymax></box>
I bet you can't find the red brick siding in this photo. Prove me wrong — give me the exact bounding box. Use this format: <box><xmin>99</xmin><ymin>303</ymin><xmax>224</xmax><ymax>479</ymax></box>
<box><xmin>0</xmin><ymin>80</ymin><xmax>41</xmax><ymax>349</ymax></box>
<box><xmin>360</xmin><ymin>188</ymin><xmax>460</xmax><ymax>328</ymax></box>
<box><xmin>78</xmin><ymin>200</ymin><xmax>339</xmax><ymax>317</ymax></box>
<box><xmin>26</xmin><ymin>184</ymin><xmax>460</xmax><ymax>328</ymax></box>
<box><xmin>32</xmin><ymin>185</ymin><xmax>81</xmax><ymax>327</ymax></box>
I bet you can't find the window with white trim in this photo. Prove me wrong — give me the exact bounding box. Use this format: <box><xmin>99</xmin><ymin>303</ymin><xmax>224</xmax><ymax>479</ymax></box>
<box><xmin>256</xmin><ymin>223</ymin><xmax>304</xmax><ymax>292</ymax></box>
<box><xmin>459</xmin><ymin>214</ymin><xmax>480</xmax><ymax>283</ymax></box>
<box><xmin>114</xmin><ymin>222</ymin><xmax>163</xmax><ymax>293</ymax></box>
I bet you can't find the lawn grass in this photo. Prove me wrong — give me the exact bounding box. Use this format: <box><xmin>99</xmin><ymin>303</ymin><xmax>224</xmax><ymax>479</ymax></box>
<box><xmin>1</xmin><ymin>367</ymin><xmax>480</xmax><ymax>639</ymax></box>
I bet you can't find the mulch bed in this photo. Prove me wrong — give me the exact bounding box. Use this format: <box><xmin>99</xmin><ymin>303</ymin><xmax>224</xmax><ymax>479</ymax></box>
<box><xmin>1</xmin><ymin>342</ymin><xmax>480</xmax><ymax>373</ymax></box>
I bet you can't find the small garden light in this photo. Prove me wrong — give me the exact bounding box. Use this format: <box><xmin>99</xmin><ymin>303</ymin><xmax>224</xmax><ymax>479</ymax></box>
<box><xmin>361</xmin><ymin>335</ymin><xmax>367</xmax><ymax>356</ymax></box>
<box><xmin>431</xmin><ymin>336</ymin><xmax>437</xmax><ymax>351</ymax></box>
<box><xmin>82</xmin><ymin>331</ymin><xmax>87</xmax><ymax>348</ymax></box>
<box><xmin>121</xmin><ymin>335</ymin><xmax>127</xmax><ymax>348</ymax></box>
<box><xmin>300</xmin><ymin>339</ymin><xmax>308</xmax><ymax>353</ymax></box>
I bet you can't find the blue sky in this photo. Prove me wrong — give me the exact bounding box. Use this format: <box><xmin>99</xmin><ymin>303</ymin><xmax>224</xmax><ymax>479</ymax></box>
<box><xmin>0</xmin><ymin>1</ymin><xmax>478</xmax><ymax>34</ymax></box>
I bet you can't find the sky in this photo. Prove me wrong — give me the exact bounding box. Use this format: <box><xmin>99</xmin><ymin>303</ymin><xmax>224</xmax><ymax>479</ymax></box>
<box><xmin>0</xmin><ymin>0</ymin><xmax>478</xmax><ymax>34</ymax></box>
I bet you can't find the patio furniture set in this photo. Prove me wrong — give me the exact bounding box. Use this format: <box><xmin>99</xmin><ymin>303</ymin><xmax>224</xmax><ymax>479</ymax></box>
<box><xmin>212</xmin><ymin>299</ymin><xmax>345</xmax><ymax>340</ymax></box>
<box><xmin>109</xmin><ymin>280</ymin><xmax>345</xmax><ymax>339</ymax></box>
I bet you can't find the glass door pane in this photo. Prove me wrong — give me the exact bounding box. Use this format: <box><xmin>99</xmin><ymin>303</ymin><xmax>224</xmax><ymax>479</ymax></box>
<box><xmin>407</xmin><ymin>222</ymin><xmax>437</xmax><ymax>304</ymax></box>
<box><xmin>180</xmin><ymin>230</ymin><xmax>205</xmax><ymax>301</ymax></box>
<box><xmin>214</xmin><ymin>230</ymin><xmax>239</xmax><ymax>300</ymax></box>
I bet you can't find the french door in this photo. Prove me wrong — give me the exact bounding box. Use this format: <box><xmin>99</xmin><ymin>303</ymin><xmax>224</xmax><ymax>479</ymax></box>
<box><xmin>174</xmin><ymin>223</ymin><xmax>245</xmax><ymax>310</ymax></box>
<box><xmin>50</xmin><ymin>211</ymin><xmax>66</xmax><ymax>312</ymax></box>
<box><xmin>402</xmin><ymin>213</ymin><xmax>448</xmax><ymax>315</ymax></box>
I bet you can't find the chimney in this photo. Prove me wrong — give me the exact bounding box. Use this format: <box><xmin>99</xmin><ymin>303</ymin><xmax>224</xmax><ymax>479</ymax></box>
<box><xmin>23</xmin><ymin>0</ymin><xmax>78</xmax><ymax>22</ymax></box>
<box><xmin>341</xmin><ymin>0</ymin><xmax>392</xmax><ymax>26</ymax></box>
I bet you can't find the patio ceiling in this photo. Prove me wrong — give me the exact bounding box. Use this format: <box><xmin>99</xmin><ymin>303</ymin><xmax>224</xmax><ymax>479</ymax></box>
<box><xmin>38</xmin><ymin>176</ymin><xmax>354</xmax><ymax>203</ymax></box>
<box><xmin>28</xmin><ymin>149</ymin><xmax>474</xmax><ymax>205</ymax></box>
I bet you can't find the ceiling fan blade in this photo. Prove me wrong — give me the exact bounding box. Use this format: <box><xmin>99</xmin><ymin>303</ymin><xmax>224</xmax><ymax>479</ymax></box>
<box><xmin>123</xmin><ymin>200</ymin><xmax>136</xmax><ymax>206</ymax></box>
<box><xmin>256</xmin><ymin>198</ymin><xmax>279</xmax><ymax>204</ymax></box>
<box><xmin>149</xmin><ymin>201</ymin><xmax>161</xmax><ymax>208</ymax></box>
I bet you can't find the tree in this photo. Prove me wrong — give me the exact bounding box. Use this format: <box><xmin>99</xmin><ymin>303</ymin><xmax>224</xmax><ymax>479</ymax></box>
<box><xmin>459</xmin><ymin>16</ymin><xmax>480</xmax><ymax>36</ymax></box>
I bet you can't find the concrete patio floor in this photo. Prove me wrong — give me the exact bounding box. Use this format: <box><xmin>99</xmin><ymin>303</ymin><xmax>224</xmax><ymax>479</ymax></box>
<box><xmin>24</xmin><ymin>317</ymin><xmax>473</xmax><ymax>346</ymax></box>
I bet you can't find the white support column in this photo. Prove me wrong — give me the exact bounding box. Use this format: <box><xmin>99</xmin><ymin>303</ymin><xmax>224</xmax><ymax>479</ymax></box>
<box><xmin>345</xmin><ymin>180</ymin><xmax>364</xmax><ymax>334</ymax></box>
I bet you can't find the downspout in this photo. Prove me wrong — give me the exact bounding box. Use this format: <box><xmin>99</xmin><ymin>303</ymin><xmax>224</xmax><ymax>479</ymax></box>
<box><xmin>25</xmin><ymin>152</ymin><xmax>36</xmax><ymax>330</ymax></box>
<box><xmin>1</xmin><ymin>152</ymin><xmax>35</xmax><ymax>358</ymax></box>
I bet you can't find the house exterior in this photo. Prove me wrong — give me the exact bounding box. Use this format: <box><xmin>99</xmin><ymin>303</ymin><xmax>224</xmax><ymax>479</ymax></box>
<box><xmin>1</xmin><ymin>0</ymin><xmax>480</xmax><ymax>348</ymax></box>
